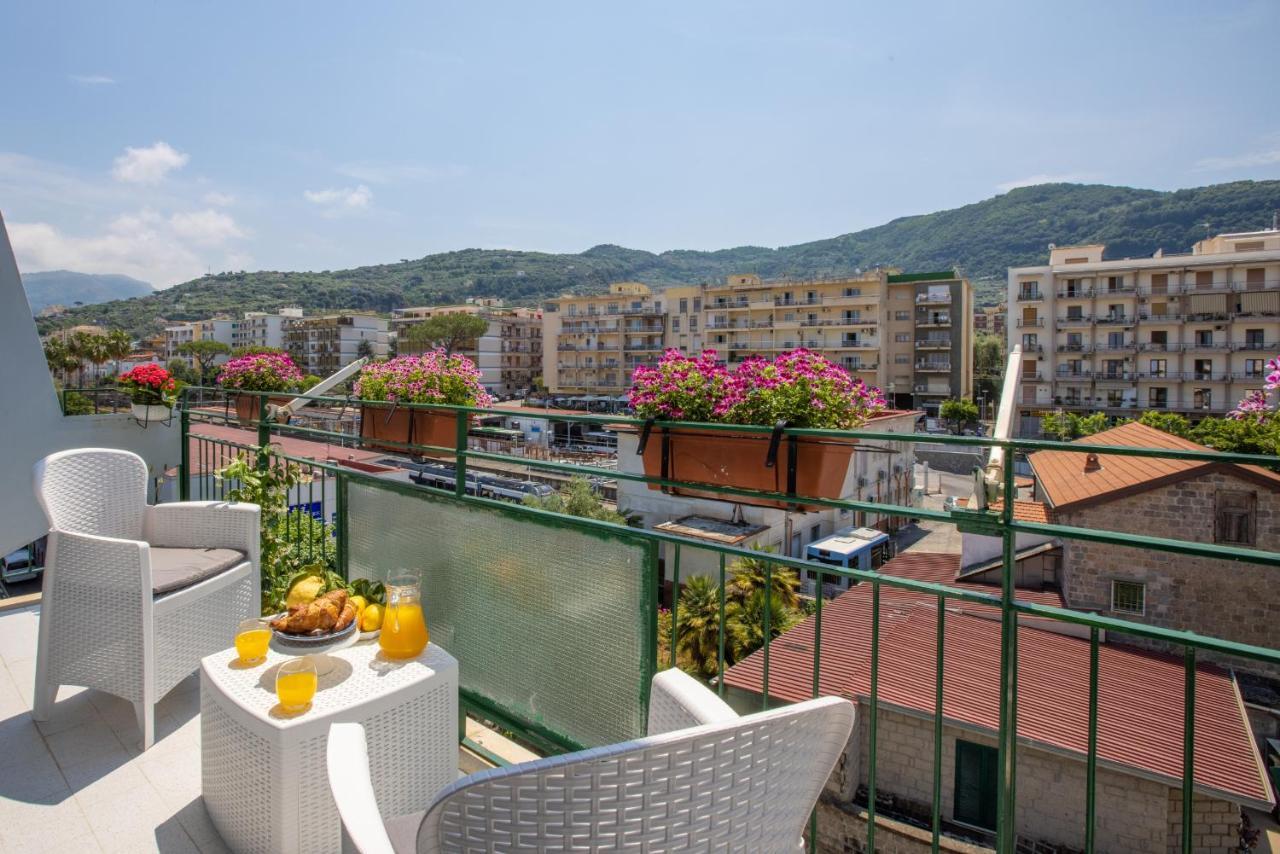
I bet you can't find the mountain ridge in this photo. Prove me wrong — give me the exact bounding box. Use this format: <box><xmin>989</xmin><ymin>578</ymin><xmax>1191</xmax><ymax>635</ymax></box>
<box><xmin>34</xmin><ymin>179</ymin><xmax>1280</xmax><ymax>338</ymax></box>
<box><xmin>22</xmin><ymin>270</ymin><xmax>153</xmax><ymax>313</ymax></box>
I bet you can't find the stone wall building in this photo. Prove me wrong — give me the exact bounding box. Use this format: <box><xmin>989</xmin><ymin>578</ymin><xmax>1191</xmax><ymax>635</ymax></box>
<box><xmin>722</xmin><ymin>553</ymin><xmax>1273</xmax><ymax>853</ymax></box>
<box><xmin>1027</xmin><ymin>421</ymin><xmax>1280</xmax><ymax>679</ymax></box>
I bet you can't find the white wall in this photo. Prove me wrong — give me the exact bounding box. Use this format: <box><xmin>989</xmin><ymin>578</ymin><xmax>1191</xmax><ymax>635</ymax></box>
<box><xmin>0</xmin><ymin>213</ymin><xmax>183</xmax><ymax>554</ymax></box>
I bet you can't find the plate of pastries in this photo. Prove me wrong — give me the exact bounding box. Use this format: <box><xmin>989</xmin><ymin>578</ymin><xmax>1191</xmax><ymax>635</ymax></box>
<box><xmin>269</xmin><ymin>589</ymin><xmax>360</xmax><ymax>647</ymax></box>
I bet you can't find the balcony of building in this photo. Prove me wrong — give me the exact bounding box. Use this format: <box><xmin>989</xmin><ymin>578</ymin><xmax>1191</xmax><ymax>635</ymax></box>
<box><xmin>9</xmin><ymin>364</ymin><xmax>1280</xmax><ymax>854</ymax></box>
<box><xmin>1057</xmin><ymin>315</ymin><xmax>1094</xmax><ymax>326</ymax></box>
<box><xmin>914</xmin><ymin>362</ymin><xmax>952</xmax><ymax>373</ymax></box>
<box><xmin>915</xmin><ymin>314</ymin><xmax>951</xmax><ymax>328</ymax></box>
<box><xmin>1015</xmin><ymin>289</ymin><xmax>1043</xmax><ymax>302</ymax></box>
<box><xmin>915</xmin><ymin>292</ymin><xmax>952</xmax><ymax>305</ymax></box>
<box><xmin>1015</xmin><ymin>318</ymin><xmax>1045</xmax><ymax>329</ymax></box>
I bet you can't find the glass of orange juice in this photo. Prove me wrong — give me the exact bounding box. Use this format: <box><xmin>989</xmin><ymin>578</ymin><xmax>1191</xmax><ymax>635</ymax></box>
<box><xmin>379</xmin><ymin>574</ymin><xmax>428</xmax><ymax>660</ymax></box>
<box><xmin>235</xmin><ymin>618</ymin><xmax>270</xmax><ymax>665</ymax></box>
<box><xmin>276</xmin><ymin>657</ymin><xmax>317</xmax><ymax>713</ymax></box>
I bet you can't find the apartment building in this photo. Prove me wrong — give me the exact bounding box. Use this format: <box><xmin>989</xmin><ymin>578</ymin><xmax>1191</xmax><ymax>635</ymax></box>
<box><xmin>700</xmin><ymin>271</ymin><xmax>973</xmax><ymax>414</ymax></box>
<box><xmin>284</xmin><ymin>314</ymin><xmax>389</xmax><ymax>375</ymax></box>
<box><xmin>164</xmin><ymin>318</ymin><xmax>235</xmax><ymax>367</ymax></box>
<box><xmin>393</xmin><ymin>302</ymin><xmax>543</xmax><ymax>398</ymax></box>
<box><xmin>1008</xmin><ymin>228</ymin><xmax>1280</xmax><ymax>426</ymax></box>
<box><xmin>541</xmin><ymin>282</ymin><xmax>666</xmax><ymax>396</ymax></box>
<box><xmin>663</xmin><ymin>285</ymin><xmax>705</xmax><ymax>356</ymax></box>
<box><xmin>230</xmin><ymin>307</ymin><xmax>303</xmax><ymax>352</ymax></box>
<box><xmin>974</xmin><ymin>303</ymin><xmax>1005</xmax><ymax>335</ymax></box>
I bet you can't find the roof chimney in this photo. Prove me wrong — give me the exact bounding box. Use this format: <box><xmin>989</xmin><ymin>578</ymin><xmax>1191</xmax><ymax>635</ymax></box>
<box><xmin>1083</xmin><ymin>452</ymin><xmax>1102</xmax><ymax>473</ymax></box>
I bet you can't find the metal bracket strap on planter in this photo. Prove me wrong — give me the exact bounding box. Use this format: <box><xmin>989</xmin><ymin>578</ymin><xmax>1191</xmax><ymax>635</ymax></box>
<box><xmin>765</xmin><ymin>420</ymin><xmax>800</xmax><ymax>503</ymax></box>
<box><xmin>636</xmin><ymin>418</ymin><xmax>655</xmax><ymax>455</ymax></box>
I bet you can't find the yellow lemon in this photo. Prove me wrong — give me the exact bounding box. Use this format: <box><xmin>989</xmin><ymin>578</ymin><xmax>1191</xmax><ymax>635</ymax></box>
<box><xmin>360</xmin><ymin>603</ymin><xmax>383</xmax><ymax>632</ymax></box>
<box><xmin>285</xmin><ymin>575</ymin><xmax>325</xmax><ymax>610</ymax></box>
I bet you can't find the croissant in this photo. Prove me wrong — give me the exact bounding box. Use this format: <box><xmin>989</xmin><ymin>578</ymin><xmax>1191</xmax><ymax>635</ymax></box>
<box><xmin>271</xmin><ymin>589</ymin><xmax>350</xmax><ymax>634</ymax></box>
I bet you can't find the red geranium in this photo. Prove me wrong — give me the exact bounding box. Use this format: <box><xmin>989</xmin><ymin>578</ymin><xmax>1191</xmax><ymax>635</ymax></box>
<box><xmin>120</xmin><ymin>364</ymin><xmax>180</xmax><ymax>407</ymax></box>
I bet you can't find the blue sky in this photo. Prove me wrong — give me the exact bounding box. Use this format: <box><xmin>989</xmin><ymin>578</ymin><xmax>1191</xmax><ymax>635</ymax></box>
<box><xmin>2</xmin><ymin>1</ymin><xmax>1278</xmax><ymax>288</ymax></box>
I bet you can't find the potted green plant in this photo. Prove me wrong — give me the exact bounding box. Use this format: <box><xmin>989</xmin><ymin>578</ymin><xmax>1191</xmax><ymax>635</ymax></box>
<box><xmin>627</xmin><ymin>349</ymin><xmax>886</xmax><ymax>507</ymax></box>
<box><xmin>354</xmin><ymin>351</ymin><xmax>495</xmax><ymax>452</ymax></box>
<box><xmin>118</xmin><ymin>363</ymin><xmax>180</xmax><ymax>423</ymax></box>
<box><xmin>216</xmin><ymin>352</ymin><xmax>304</xmax><ymax>425</ymax></box>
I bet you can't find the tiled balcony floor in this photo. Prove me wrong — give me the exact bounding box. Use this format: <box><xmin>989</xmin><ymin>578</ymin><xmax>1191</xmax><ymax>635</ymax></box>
<box><xmin>0</xmin><ymin>604</ymin><xmax>226</xmax><ymax>853</ymax></box>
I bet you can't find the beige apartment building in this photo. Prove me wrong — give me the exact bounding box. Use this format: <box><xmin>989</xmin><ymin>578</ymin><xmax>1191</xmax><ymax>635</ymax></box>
<box><xmin>541</xmin><ymin>274</ymin><xmax>974</xmax><ymax>411</ymax></box>
<box><xmin>1008</xmin><ymin>228</ymin><xmax>1280</xmax><ymax>426</ymax></box>
<box><xmin>541</xmin><ymin>282</ymin><xmax>666</xmax><ymax>396</ymax></box>
<box><xmin>392</xmin><ymin>302</ymin><xmax>543</xmax><ymax>398</ymax></box>
<box><xmin>700</xmin><ymin>271</ymin><xmax>973</xmax><ymax>414</ymax></box>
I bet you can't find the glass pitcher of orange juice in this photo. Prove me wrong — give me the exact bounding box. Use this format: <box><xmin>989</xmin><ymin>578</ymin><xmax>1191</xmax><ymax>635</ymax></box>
<box><xmin>379</xmin><ymin>575</ymin><xmax>428</xmax><ymax>659</ymax></box>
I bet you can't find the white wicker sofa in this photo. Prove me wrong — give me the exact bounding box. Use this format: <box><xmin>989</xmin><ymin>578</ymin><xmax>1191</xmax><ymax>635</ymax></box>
<box><xmin>32</xmin><ymin>448</ymin><xmax>259</xmax><ymax>749</ymax></box>
<box><xmin>328</xmin><ymin>668</ymin><xmax>855</xmax><ymax>853</ymax></box>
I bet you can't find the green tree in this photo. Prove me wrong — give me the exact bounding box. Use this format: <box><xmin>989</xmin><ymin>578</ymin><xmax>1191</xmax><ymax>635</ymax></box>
<box><xmin>523</xmin><ymin>476</ymin><xmax>633</xmax><ymax>524</ymax></box>
<box><xmin>973</xmin><ymin>333</ymin><xmax>1005</xmax><ymax>376</ymax></box>
<box><xmin>725</xmin><ymin>544</ymin><xmax>801</xmax><ymax>610</ymax></box>
<box><xmin>729</xmin><ymin>589</ymin><xmax>803</xmax><ymax>660</ymax></box>
<box><xmin>402</xmin><ymin>313</ymin><xmax>490</xmax><ymax>356</ymax></box>
<box><xmin>43</xmin><ymin>337</ymin><xmax>79</xmax><ymax>385</ymax></box>
<box><xmin>104</xmin><ymin>329</ymin><xmax>133</xmax><ymax>376</ymax></box>
<box><xmin>1041</xmin><ymin>410</ymin><xmax>1109</xmax><ymax>440</ymax></box>
<box><xmin>179</xmin><ymin>339</ymin><xmax>232</xmax><ymax>383</ymax></box>
<box><xmin>1137</xmin><ymin>410</ymin><xmax>1192</xmax><ymax>438</ymax></box>
<box><xmin>675</xmin><ymin>575</ymin><xmax>738</xmax><ymax>679</ymax></box>
<box><xmin>356</xmin><ymin>338</ymin><xmax>375</xmax><ymax>359</ymax></box>
<box><xmin>940</xmin><ymin>398</ymin><xmax>980</xmax><ymax>435</ymax></box>
<box><xmin>1189</xmin><ymin>416</ymin><xmax>1280</xmax><ymax>456</ymax></box>
<box><xmin>166</xmin><ymin>358</ymin><xmax>199</xmax><ymax>385</ymax></box>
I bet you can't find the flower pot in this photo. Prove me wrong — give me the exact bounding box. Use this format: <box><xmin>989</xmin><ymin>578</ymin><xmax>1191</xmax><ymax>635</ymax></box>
<box><xmin>130</xmin><ymin>403</ymin><xmax>172</xmax><ymax>424</ymax></box>
<box><xmin>359</xmin><ymin>404</ymin><xmax>459</xmax><ymax>456</ymax></box>
<box><xmin>233</xmin><ymin>394</ymin><xmax>292</xmax><ymax>427</ymax></box>
<box><xmin>627</xmin><ymin>425</ymin><xmax>857</xmax><ymax>510</ymax></box>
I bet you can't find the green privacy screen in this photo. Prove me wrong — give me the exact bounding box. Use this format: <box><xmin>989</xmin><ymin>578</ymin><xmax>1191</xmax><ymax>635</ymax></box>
<box><xmin>345</xmin><ymin>480</ymin><xmax>655</xmax><ymax>748</ymax></box>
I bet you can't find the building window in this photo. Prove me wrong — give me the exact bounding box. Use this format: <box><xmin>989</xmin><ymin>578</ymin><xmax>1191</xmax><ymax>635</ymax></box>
<box><xmin>689</xmin><ymin>317</ymin><xmax>698</xmax><ymax>332</ymax></box>
<box><xmin>809</xmin><ymin>524</ymin><xmax>820</xmax><ymax>542</ymax></box>
<box><xmin>1149</xmin><ymin>359</ymin><xmax>1166</xmax><ymax>377</ymax></box>
<box><xmin>953</xmin><ymin>741</ymin><xmax>997</xmax><ymax>830</ymax></box>
<box><xmin>895</xmin><ymin>311</ymin><xmax>910</xmax><ymax>321</ymax></box>
<box><xmin>1066</xmin><ymin>305</ymin><xmax>1083</xmax><ymax>320</ymax></box>
<box><xmin>1245</xmin><ymin>359</ymin><xmax>1264</xmax><ymax>377</ymax></box>
<box><xmin>1149</xmin><ymin>387</ymin><xmax>1167</xmax><ymax>408</ymax></box>
<box><xmin>1111</xmin><ymin>580</ymin><xmax>1145</xmax><ymax>615</ymax></box>
<box><xmin>678</xmin><ymin>298</ymin><xmax>688</xmax><ymax>314</ymax></box>
<box><xmin>1215</xmin><ymin>490</ymin><xmax>1256</xmax><ymax>545</ymax></box>
<box><xmin>895</xmin><ymin>333</ymin><xmax>909</xmax><ymax>342</ymax></box>
<box><xmin>693</xmin><ymin>298</ymin><xmax>701</xmax><ymax>312</ymax></box>
<box><xmin>895</xmin><ymin>354</ymin><xmax>910</xmax><ymax>364</ymax></box>
<box><xmin>843</xmin><ymin>287</ymin><xmax>861</xmax><ymax>297</ymax></box>
<box><xmin>671</xmin><ymin>318</ymin><xmax>680</xmax><ymax>332</ymax></box>
<box><xmin>1196</xmin><ymin>330</ymin><xmax>1213</xmax><ymax>347</ymax></box>
<box><xmin>1193</xmin><ymin>388</ymin><xmax>1212</xmax><ymax>410</ymax></box>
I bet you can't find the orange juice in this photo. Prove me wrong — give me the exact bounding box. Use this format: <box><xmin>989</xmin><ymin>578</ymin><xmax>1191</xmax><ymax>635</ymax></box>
<box><xmin>276</xmin><ymin>670</ymin><xmax>317</xmax><ymax>711</ymax></box>
<box><xmin>379</xmin><ymin>603</ymin><xmax>428</xmax><ymax>659</ymax></box>
<box><xmin>234</xmin><ymin>628</ymin><xmax>270</xmax><ymax>665</ymax></box>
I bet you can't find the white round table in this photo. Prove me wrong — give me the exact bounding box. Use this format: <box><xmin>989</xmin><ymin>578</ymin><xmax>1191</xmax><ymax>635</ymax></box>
<box><xmin>200</xmin><ymin>639</ymin><xmax>458</xmax><ymax>854</ymax></box>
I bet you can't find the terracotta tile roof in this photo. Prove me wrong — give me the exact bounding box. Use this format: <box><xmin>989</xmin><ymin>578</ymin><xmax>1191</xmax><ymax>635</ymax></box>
<box><xmin>959</xmin><ymin>499</ymin><xmax>1052</xmax><ymax>524</ymax></box>
<box><xmin>1029</xmin><ymin>421</ymin><xmax>1280</xmax><ymax>511</ymax></box>
<box><xmin>723</xmin><ymin>570</ymin><xmax>1273</xmax><ymax>807</ymax></box>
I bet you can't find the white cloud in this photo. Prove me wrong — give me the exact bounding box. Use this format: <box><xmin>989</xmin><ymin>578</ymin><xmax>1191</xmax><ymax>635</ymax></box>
<box><xmin>168</xmin><ymin>209</ymin><xmax>246</xmax><ymax>246</ymax></box>
<box><xmin>995</xmin><ymin>172</ymin><xmax>1103</xmax><ymax>193</ymax></box>
<box><xmin>335</xmin><ymin>161</ymin><xmax>467</xmax><ymax>185</ymax></box>
<box><xmin>303</xmin><ymin>184</ymin><xmax>373</xmax><ymax>214</ymax></box>
<box><xmin>202</xmin><ymin>190</ymin><xmax>236</xmax><ymax>206</ymax></box>
<box><xmin>112</xmin><ymin>141</ymin><xmax>189</xmax><ymax>184</ymax></box>
<box><xmin>1193</xmin><ymin>145</ymin><xmax>1280</xmax><ymax>172</ymax></box>
<box><xmin>69</xmin><ymin>74</ymin><xmax>115</xmax><ymax>85</ymax></box>
<box><xmin>11</xmin><ymin>207</ymin><xmax>248</xmax><ymax>287</ymax></box>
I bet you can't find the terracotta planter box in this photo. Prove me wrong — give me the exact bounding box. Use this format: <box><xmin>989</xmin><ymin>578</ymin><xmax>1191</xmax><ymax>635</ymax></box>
<box><xmin>359</xmin><ymin>404</ymin><xmax>458</xmax><ymax>455</ymax></box>
<box><xmin>626</xmin><ymin>425</ymin><xmax>856</xmax><ymax>510</ymax></box>
<box><xmin>232</xmin><ymin>394</ymin><xmax>291</xmax><ymax>426</ymax></box>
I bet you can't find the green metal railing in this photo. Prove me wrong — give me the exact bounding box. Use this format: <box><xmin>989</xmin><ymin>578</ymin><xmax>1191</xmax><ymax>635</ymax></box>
<box><xmin>177</xmin><ymin>387</ymin><xmax>1280</xmax><ymax>853</ymax></box>
<box><xmin>57</xmin><ymin>386</ymin><xmax>132</xmax><ymax>415</ymax></box>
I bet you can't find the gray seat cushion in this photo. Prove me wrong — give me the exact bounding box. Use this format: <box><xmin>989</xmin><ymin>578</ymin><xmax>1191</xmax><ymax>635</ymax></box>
<box><xmin>384</xmin><ymin>811</ymin><xmax>426</xmax><ymax>854</ymax></box>
<box><xmin>150</xmin><ymin>547</ymin><xmax>247</xmax><ymax>596</ymax></box>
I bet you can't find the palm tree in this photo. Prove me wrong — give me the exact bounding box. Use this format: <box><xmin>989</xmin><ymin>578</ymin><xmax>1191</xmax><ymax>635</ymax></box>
<box><xmin>42</xmin><ymin>338</ymin><xmax>77</xmax><ymax>385</ymax></box>
<box><xmin>66</xmin><ymin>331</ymin><xmax>96</xmax><ymax>387</ymax></box>
<box><xmin>675</xmin><ymin>575</ymin><xmax>737</xmax><ymax>679</ymax></box>
<box><xmin>729</xmin><ymin>588</ymin><xmax>802</xmax><ymax>661</ymax></box>
<box><xmin>726</xmin><ymin>544</ymin><xmax>801</xmax><ymax>610</ymax></box>
<box><xmin>104</xmin><ymin>329</ymin><xmax>133</xmax><ymax>377</ymax></box>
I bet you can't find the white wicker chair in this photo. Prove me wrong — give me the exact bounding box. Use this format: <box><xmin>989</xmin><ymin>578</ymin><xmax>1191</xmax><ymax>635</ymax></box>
<box><xmin>32</xmin><ymin>448</ymin><xmax>259</xmax><ymax>749</ymax></box>
<box><xmin>327</xmin><ymin>668</ymin><xmax>855</xmax><ymax>853</ymax></box>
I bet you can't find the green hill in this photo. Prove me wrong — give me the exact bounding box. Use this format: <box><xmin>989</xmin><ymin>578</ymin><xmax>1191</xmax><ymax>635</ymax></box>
<box><xmin>36</xmin><ymin>180</ymin><xmax>1280</xmax><ymax>338</ymax></box>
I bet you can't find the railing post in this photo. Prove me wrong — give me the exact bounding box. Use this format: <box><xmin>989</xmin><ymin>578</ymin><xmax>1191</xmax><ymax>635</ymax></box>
<box><xmin>454</xmin><ymin>409</ymin><xmax>467</xmax><ymax>499</ymax></box>
<box><xmin>179</xmin><ymin>405</ymin><xmax>190</xmax><ymax>502</ymax></box>
<box><xmin>256</xmin><ymin>393</ymin><xmax>270</xmax><ymax>471</ymax></box>
<box><xmin>996</xmin><ymin>444</ymin><xmax>1019</xmax><ymax>852</ymax></box>
<box><xmin>336</xmin><ymin>472</ymin><xmax>349</xmax><ymax>580</ymax></box>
